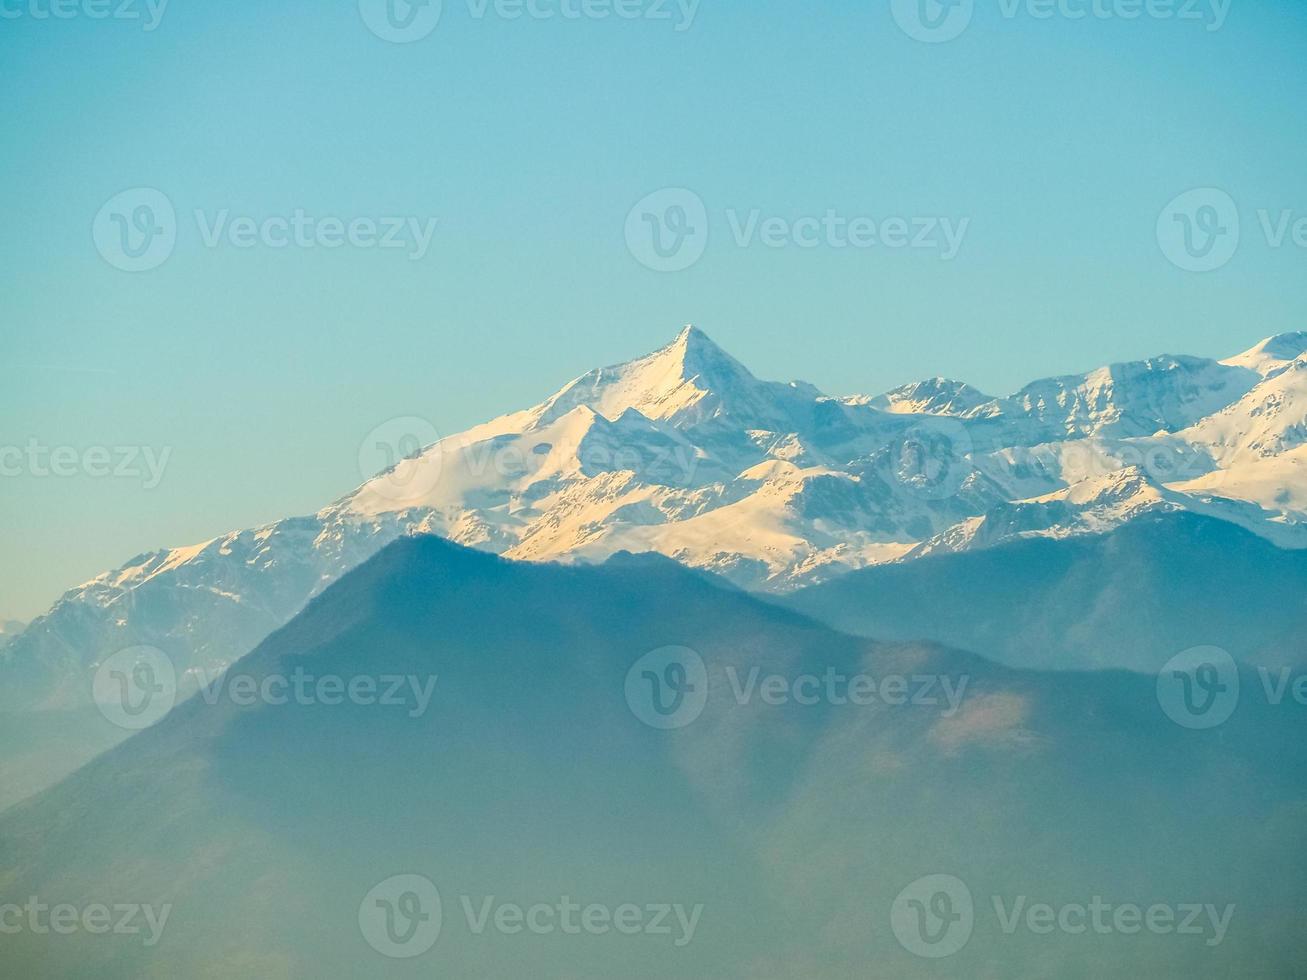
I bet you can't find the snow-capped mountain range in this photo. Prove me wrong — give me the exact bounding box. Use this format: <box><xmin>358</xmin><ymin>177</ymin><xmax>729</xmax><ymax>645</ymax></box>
<box><xmin>6</xmin><ymin>325</ymin><xmax>1307</xmax><ymax>709</ymax></box>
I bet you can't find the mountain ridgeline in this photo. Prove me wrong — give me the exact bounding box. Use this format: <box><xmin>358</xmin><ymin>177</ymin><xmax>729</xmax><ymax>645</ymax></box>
<box><xmin>3</xmin><ymin>326</ymin><xmax>1307</xmax><ymax>812</ymax></box>
<box><xmin>7</xmin><ymin>327</ymin><xmax>1307</xmax><ymax>712</ymax></box>
<box><xmin>784</xmin><ymin>511</ymin><xmax>1307</xmax><ymax>671</ymax></box>
<box><xmin>0</xmin><ymin>536</ymin><xmax>1304</xmax><ymax>978</ymax></box>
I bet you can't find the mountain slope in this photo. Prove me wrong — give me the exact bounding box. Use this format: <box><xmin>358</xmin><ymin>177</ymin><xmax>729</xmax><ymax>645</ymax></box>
<box><xmin>1</xmin><ymin>536</ymin><xmax>1303</xmax><ymax>978</ymax></box>
<box><xmin>1179</xmin><ymin>354</ymin><xmax>1307</xmax><ymax>464</ymax></box>
<box><xmin>785</xmin><ymin>511</ymin><xmax>1307</xmax><ymax>671</ymax></box>
<box><xmin>907</xmin><ymin>465</ymin><xmax>1306</xmax><ymax>559</ymax></box>
<box><xmin>1220</xmin><ymin>330</ymin><xmax>1307</xmax><ymax>377</ymax></box>
<box><xmin>4</xmin><ymin>327</ymin><xmax>1307</xmax><ymax>809</ymax></box>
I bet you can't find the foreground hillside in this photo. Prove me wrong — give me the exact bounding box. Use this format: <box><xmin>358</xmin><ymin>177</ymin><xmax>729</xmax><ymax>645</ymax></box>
<box><xmin>1</xmin><ymin>537</ymin><xmax>1303</xmax><ymax>978</ymax></box>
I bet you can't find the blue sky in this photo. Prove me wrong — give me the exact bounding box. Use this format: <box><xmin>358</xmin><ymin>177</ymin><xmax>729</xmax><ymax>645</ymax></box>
<box><xmin>2</xmin><ymin>0</ymin><xmax>1306</xmax><ymax>619</ymax></box>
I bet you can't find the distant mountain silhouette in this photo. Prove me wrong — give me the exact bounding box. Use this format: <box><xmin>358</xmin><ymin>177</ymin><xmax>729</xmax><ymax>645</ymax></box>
<box><xmin>784</xmin><ymin>512</ymin><xmax>1307</xmax><ymax>671</ymax></box>
<box><xmin>1</xmin><ymin>535</ymin><xmax>1303</xmax><ymax>977</ymax></box>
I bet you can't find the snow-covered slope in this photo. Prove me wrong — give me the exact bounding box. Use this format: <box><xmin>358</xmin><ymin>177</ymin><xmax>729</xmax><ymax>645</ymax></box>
<box><xmin>1178</xmin><ymin>354</ymin><xmax>1307</xmax><ymax>464</ymax></box>
<box><xmin>5</xmin><ymin>326</ymin><xmax>1307</xmax><ymax>713</ymax></box>
<box><xmin>865</xmin><ymin>355</ymin><xmax>1261</xmax><ymax>440</ymax></box>
<box><xmin>1221</xmin><ymin>330</ymin><xmax>1307</xmax><ymax>377</ymax></box>
<box><xmin>907</xmin><ymin>465</ymin><xmax>1302</xmax><ymax>559</ymax></box>
<box><xmin>337</xmin><ymin>326</ymin><xmax>998</xmax><ymax>590</ymax></box>
<box><xmin>996</xmin><ymin>355</ymin><xmax>1260</xmax><ymax>440</ymax></box>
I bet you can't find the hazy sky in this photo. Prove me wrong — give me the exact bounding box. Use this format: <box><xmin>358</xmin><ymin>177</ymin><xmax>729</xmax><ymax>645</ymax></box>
<box><xmin>3</xmin><ymin>0</ymin><xmax>1306</xmax><ymax>619</ymax></box>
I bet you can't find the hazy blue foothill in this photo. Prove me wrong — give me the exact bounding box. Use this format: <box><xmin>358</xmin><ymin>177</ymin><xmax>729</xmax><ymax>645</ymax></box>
<box><xmin>1</xmin><ymin>536</ymin><xmax>1302</xmax><ymax>978</ymax></box>
<box><xmin>784</xmin><ymin>512</ymin><xmax>1307</xmax><ymax>671</ymax></box>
